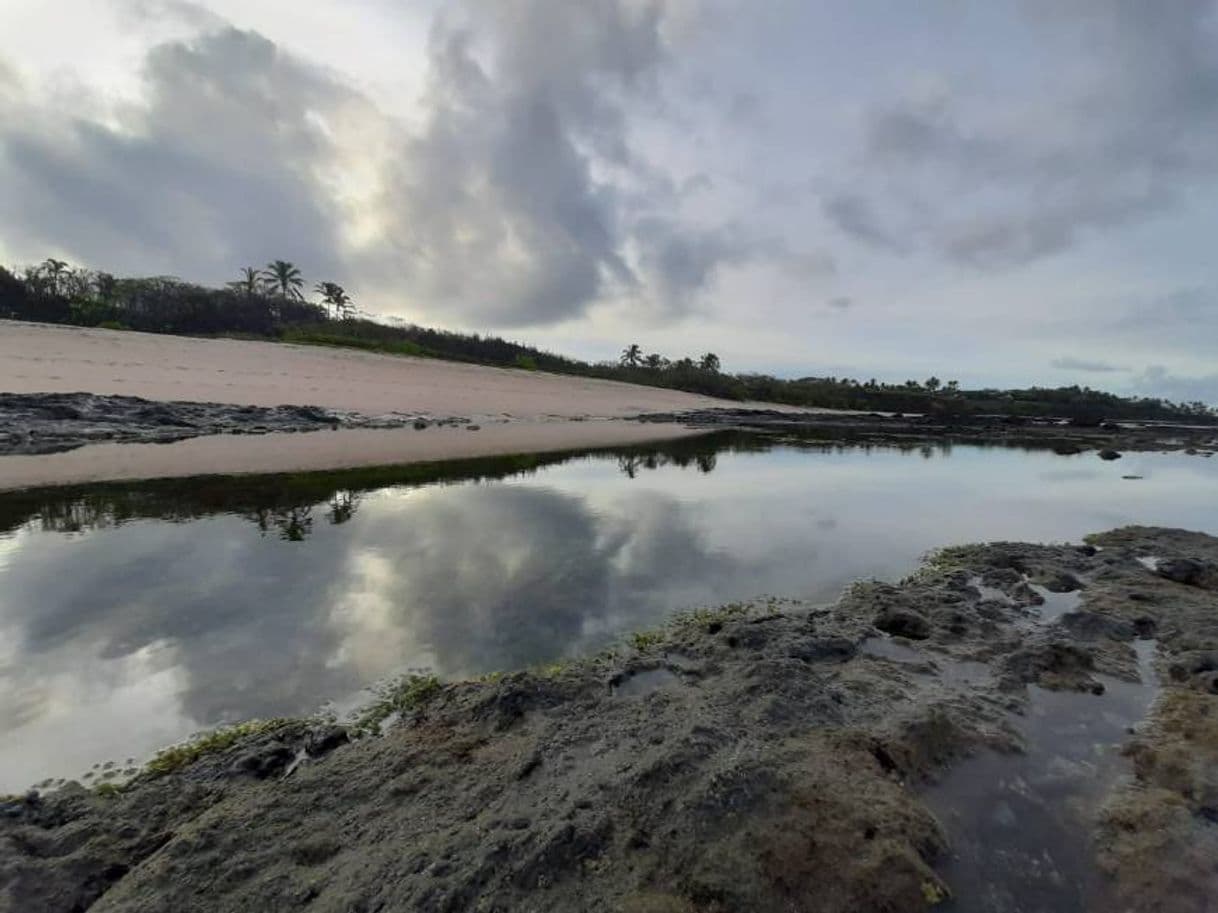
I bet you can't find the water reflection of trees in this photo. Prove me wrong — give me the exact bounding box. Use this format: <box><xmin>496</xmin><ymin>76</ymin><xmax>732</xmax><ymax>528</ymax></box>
<box><xmin>0</xmin><ymin>438</ymin><xmax>741</xmax><ymax>540</ymax></box>
<box><xmin>242</xmin><ymin>491</ymin><xmax>362</xmax><ymax>541</ymax></box>
<box><xmin>617</xmin><ymin>452</ymin><xmax>717</xmax><ymax>478</ymax></box>
<box><xmin>0</xmin><ymin>430</ymin><xmax>1060</xmax><ymax>541</ymax></box>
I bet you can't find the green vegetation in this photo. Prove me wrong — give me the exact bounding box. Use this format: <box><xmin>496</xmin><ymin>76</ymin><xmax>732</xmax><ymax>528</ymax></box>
<box><xmin>352</xmin><ymin>674</ymin><xmax>442</xmax><ymax>733</ymax></box>
<box><xmin>3</xmin><ymin>256</ymin><xmax>1213</xmax><ymax>421</ymax></box>
<box><xmin>627</xmin><ymin>598</ymin><xmax>784</xmax><ymax>652</ymax></box>
<box><xmin>281</xmin><ymin>326</ymin><xmax>427</xmax><ymax>357</ymax></box>
<box><xmin>144</xmin><ymin>719</ymin><xmax>295</xmax><ymax>776</ymax></box>
<box><xmin>629</xmin><ymin>629</ymin><xmax>667</xmax><ymax>651</ymax></box>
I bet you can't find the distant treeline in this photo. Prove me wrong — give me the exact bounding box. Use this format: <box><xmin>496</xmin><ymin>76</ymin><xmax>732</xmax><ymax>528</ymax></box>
<box><xmin>2</xmin><ymin>257</ymin><xmax>1213</xmax><ymax>422</ymax></box>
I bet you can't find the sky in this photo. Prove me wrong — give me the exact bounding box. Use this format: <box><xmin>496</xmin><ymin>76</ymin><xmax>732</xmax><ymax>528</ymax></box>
<box><xmin>1</xmin><ymin>0</ymin><xmax>1216</xmax><ymax>402</ymax></box>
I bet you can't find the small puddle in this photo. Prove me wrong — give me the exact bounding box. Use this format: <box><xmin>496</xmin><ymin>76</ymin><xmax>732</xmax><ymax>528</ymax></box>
<box><xmin>968</xmin><ymin>576</ymin><xmax>1014</xmax><ymax>605</ymax></box>
<box><xmin>1029</xmin><ymin>585</ymin><xmax>1083</xmax><ymax>624</ymax></box>
<box><xmin>612</xmin><ymin>667</ymin><xmax>679</xmax><ymax>697</ymax></box>
<box><xmin>924</xmin><ymin>639</ymin><xmax>1159</xmax><ymax>911</ymax></box>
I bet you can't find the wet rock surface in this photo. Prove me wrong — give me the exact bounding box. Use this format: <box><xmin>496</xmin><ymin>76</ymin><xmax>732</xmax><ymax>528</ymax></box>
<box><xmin>1</xmin><ymin>527</ymin><xmax>1216</xmax><ymax>912</ymax></box>
<box><xmin>0</xmin><ymin>392</ymin><xmax>470</xmax><ymax>455</ymax></box>
<box><xmin>638</xmin><ymin>408</ymin><xmax>1218</xmax><ymax>456</ymax></box>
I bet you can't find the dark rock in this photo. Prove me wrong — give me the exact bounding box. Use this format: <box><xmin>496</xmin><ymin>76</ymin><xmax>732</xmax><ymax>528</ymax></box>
<box><xmin>231</xmin><ymin>743</ymin><xmax>295</xmax><ymax>779</ymax></box>
<box><xmin>1132</xmin><ymin>617</ymin><xmax>1158</xmax><ymax>637</ymax></box>
<box><xmin>1168</xmin><ymin>652</ymin><xmax>1218</xmax><ymax>692</ymax></box>
<box><xmin>1058</xmin><ymin>611</ymin><xmax>1135</xmax><ymax>641</ymax></box>
<box><xmin>290</xmin><ymin>837</ymin><xmax>341</xmax><ymax>866</ymax></box>
<box><xmin>0</xmin><ymin>392</ymin><xmax>452</xmax><ymax>455</ymax></box>
<box><xmin>788</xmin><ymin>637</ymin><xmax>858</xmax><ymax>664</ymax></box>
<box><xmin>304</xmin><ymin>725</ymin><xmax>349</xmax><ymax>758</ymax></box>
<box><xmin>513</xmin><ymin>754</ymin><xmax>543</xmax><ymax>783</ymax></box>
<box><xmin>1197</xmin><ymin>671</ymin><xmax>1218</xmax><ymax>695</ymax></box>
<box><xmin>721</xmin><ymin>621</ymin><xmax>775</xmax><ymax>650</ymax></box>
<box><xmin>1037</xmin><ymin>571</ymin><xmax>1083</xmax><ymax>593</ymax></box>
<box><xmin>873</xmin><ymin>608</ymin><xmax>931</xmax><ymax>640</ymax></box>
<box><xmin>1155</xmin><ymin>557</ymin><xmax>1208</xmax><ymax>586</ymax></box>
<box><xmin>1004</xmin><ymin>642</ymin><xmax>1096</xmax><ymax>688</ymax></box>
<box><xmin>1098</xmin><ymin>449</ymin><xmax>1122</xmax><ymax>460</ymax></box>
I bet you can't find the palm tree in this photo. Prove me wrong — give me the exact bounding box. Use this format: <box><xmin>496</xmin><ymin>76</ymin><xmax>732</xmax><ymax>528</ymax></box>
<box><xmin>314</xmin><ymin>281</ymin><xmax>352</xmax><ymax>320</ymax></box>
<box><xmin>261</xmin><ymin>260</ymin><xmax>304</xmax><ymax>300</ymax></box>
<box><xmin>699</xmin><ymin>352</ymin><xmax>721</xmax><ymax>373</ymax></box>
<box><xmin>228</xmin><ymin>267</ymin><xmax>262</xmax><ymax>297</ymax></box>
<box><xmin>39</xmin><ymin>258</ymin><xmax>70</xmax><ymax>296</ymax></box>
<box><xmin>925</xmin><ymin>376</ymin><xmax>941</xmax><ymax>392</ymax></box>
<box><xmin>643</xmin><ymin>353</ymin><xmax>665</xmax><ymax>370</ymax></box>
<box><xmin>620</xmin><ymin>343</ymin><xmax>643</xmax><ymax>367</ymax></box>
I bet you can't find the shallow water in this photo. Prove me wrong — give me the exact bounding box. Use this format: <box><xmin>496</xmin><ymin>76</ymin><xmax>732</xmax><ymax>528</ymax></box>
<box><xmin>1</xmin><ymin>433</ymin><xmax>1216</xmax><ymax>789</ymax></box>
<box><xmin>925</xmin><ymin>640</ymin><xmax>1159</xmax><ymax>912</ymax></box>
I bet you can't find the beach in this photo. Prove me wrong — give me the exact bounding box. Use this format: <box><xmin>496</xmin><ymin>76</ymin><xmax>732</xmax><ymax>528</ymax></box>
<box><xmin>0</xmin><ymin>322</ymin><xmax>766</xmax><ymax>487</ymax></box>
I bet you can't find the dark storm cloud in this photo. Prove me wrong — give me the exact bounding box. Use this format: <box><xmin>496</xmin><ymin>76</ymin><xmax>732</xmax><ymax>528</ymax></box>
<box><xmin>0</xmin><ymin>27</ymin><xmax>353</xmax><ymax>282</ymax></box>
<box><xmin>826</xmin><ymin>1</ymin><xmax>1218</xmax><ymax>268</ymax></box>
<box><xmin>630</xmin><ymin>217</ymin><xmax>756</xmax><ymax>312</ymax></box>
<box><xmin>821</xmin><ymin>192</ymin><xmax>905</xmax><ymax>253</ymax></box>
<box><xmin>369</xmin><ymin>0</ymin><xmax>767</xmax><ymax>324</ymax></box>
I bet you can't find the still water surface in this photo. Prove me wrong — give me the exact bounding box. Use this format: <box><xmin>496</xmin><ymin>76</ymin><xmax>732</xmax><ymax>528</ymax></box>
<box><xmin>2</xmin><ymin>433</ymin><xmax>1216</xmax><ymax>789</ymax></box>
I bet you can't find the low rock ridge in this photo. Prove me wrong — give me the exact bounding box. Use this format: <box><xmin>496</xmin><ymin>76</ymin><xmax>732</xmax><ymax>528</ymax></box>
<box><xmin>0</xmin><ymin>392</ymin><xmax>472</xmax><ymax>455</ymax></box>
<box><xmin>638</xmin><ymin>407</ymin><xmax>1218</xmax><ymax>457</ymax></box>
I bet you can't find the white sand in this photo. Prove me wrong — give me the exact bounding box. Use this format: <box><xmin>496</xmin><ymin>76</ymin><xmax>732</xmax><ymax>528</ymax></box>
<box><xmin>0</xmin><ymin>322</ymin><xmax>788</xmax><ymax>488</ymax></box>
<box><xmin>0</xmin><ymin>321</ymin><xmax>746</xmax><ymax>417</ymax></box>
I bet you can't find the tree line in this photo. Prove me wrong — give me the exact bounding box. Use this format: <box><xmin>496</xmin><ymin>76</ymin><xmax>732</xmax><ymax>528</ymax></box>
<box><xmin>1</xmin><ymin>256</ymin><xmax>1213</xmax><ymax>422</ymax></box>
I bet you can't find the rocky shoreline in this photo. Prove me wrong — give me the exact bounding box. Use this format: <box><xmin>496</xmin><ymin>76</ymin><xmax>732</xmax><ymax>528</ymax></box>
<box><xmin>0</xmin><ymin>392</ymin><xmax>472</xmax><ymax>456</ymax></box>
<box><xmin>640</xmin><ymin>407</ymin><xmax>1218</xmax><ymax>457</ymax></box>
<box><xmin>2</xmin><ymin>526</ymin><xmax>1215</xmax><ymax>912</ymax></box>
<box><xmin>6</xmin><ymin>394</ymin><xmax>1217</xmax><ymax>463</ymax></box>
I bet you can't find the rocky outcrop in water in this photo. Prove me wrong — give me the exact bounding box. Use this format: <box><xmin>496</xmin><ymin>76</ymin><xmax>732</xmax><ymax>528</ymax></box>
<box><xmin>1</xmin><ymin>527</ymin><xmax>1216</xmax><ymax>912</ymax></box>
<box><xmin>638</xmin><ymin>408</ymin><xmax>1218</xmax><ymax>456</ymax></box>
<box><xmin>0</xmin><ymin>393</ymin><xmax>470</xmax><ymax>455</ymax></box>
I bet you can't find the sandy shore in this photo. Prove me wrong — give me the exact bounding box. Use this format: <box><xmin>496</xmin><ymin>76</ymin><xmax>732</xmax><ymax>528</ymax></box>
<box><xmin>0</xmin><ymin>420</ymin><xmax>701</xmax><ymax>491</ymax></box>
<box><xmin>0</xmin><ymin>322</ymin><xmax>789</xmax><ymax>487</ymax></box>
<box><xmin>0</xmin><ymin>322</ymin><xmax>749</xmax><ymax>417</ymax></box>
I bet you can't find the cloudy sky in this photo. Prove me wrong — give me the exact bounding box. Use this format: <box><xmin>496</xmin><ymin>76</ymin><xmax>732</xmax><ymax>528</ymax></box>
<box><xmin>1</xmin><ymin>1</ymin><xmax>1216</xmax><ymax>401</ymax></box>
